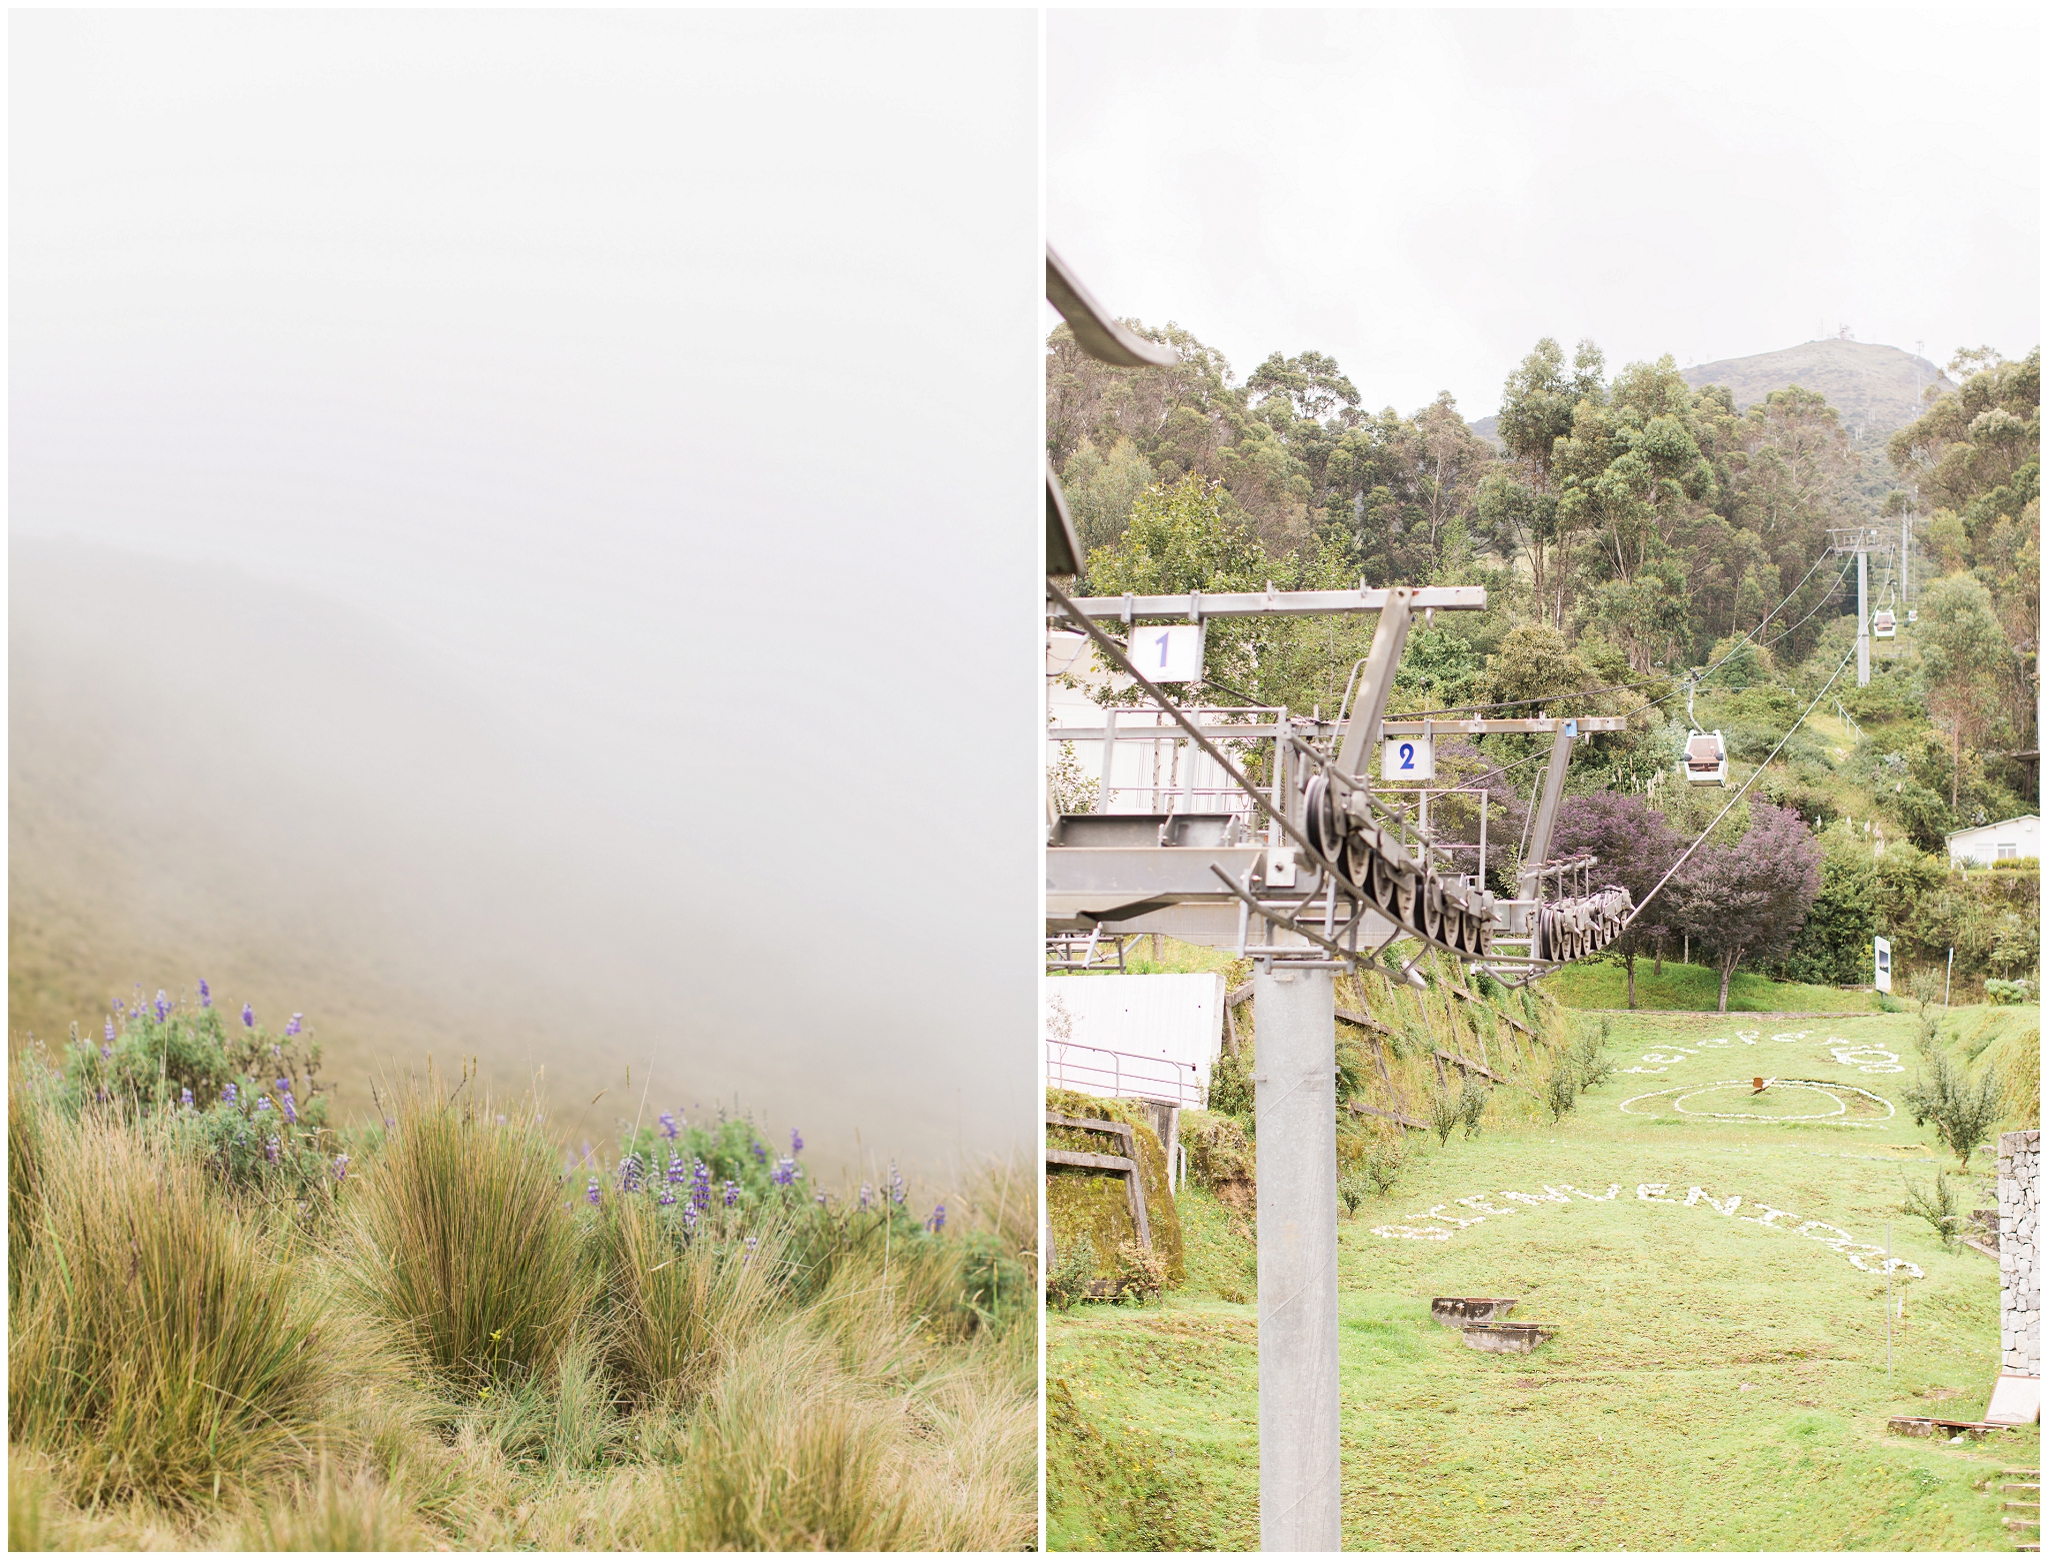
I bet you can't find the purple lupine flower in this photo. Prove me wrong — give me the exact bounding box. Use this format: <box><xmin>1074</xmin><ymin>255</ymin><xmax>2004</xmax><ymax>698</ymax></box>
<box><xmin>659</xmin><ymin>1111</ymin><xmax>678</xmax><ymax>1140</ymax></box>
<box><xmin>586</xmin><ymin>1176</ymin><xmax>602</xmax><ymax>1206</ymax></box>
<box><xmin>682</xmin><ymin>1202</ymin><xmax>699</xmax><ymax>1232</ymax></box>
<box><xmin>888</xmin><ymin>1164</ymin><xmax>905</xmax><ymax>1206</ymax></box>
<box><xmin>658</xmin><ymin>1185</ymin><xmax>676</xmax><ymax>1206</ymax></box>
<box><xmin>280</xmin><ymin>1094</ymin><xmax>298</xmax><ymax>1125</ymax></box>
<box><xmin>620</xmin><ymin>1153</ymin><xmax>645</xmax><ymax>1194</ymax></box>
<box><xmin>816</xmin><ymin>1190</ymin><xmax>829</xmax><ymax>1206</ymax></box>
<box><xmin>284</xmin><ymin>1013</ymin><xmax>302</xmax><ymax>1037</ymax></box>
<box><xmin>197</xmin><ymin>978</ymin><xmax>211</xmax><ymax>1008</ymax></box>
<box><xmin>265</xmin><ymin>1136</ymin><xmax>281</xmax><ymax>1164</ymax></box>
<box><xmin>723</xmin><ymin>1180</ymin><xmax>739</xmax><ymax>1208</ymax></box>
<box><xmin>333</xmin><ymin>1154</ymin><xmax>349</xmax><ymax>1183</ymax></box>
<box><xmin>667</xmin><ymin>1152</ymin><xmax>687</xmax><ymax>1186</ymax></box>
<box><xmin>154</xmin><ymin>991</ymin><xmax>170</xmax><ymax>1022</ymax></box>
<box><xmin>104</xmin><ymin>1016</ymin><xmax>116</xmax><ymax>1045</ymax></box>
<box><xmin>751</xmin><ymin>1141</ymin><xmax>767</xmax><ymax>1164</ymax></box>
<box><xmin>114</xmin><ymin>999</ymin><xmax>125</xmax><ymax>1016</ymax></box>
<box><xmin>100</xmin><ymin>1042</ymin><xmax>113</xmax><ymax>1062</ymax></box>
<box><xmin>241</xmin><ymin>1003</ymin><xmax>254</xmax><ymax>1029</ymax></box>
<box><xmin>180</xmin><ymin>1087</ymin><xmax>193</xmax><ymax>1109</ymax></box>
<box><xmin>790</xmin><ymin>1128</ymin><xmax>803</xmax><ymax>1156</ymax></box>
<box><xmin>257</xmin><ymin>1097</ymin><xmax>272</xmax><ymax>1114</ymax></box>
<box><xmin>770</xmin><ymin>1157</ymin><xmax>796</xmax><ymax>1188</ymax></box>
<box><xmin>742</xmin><ymin>1234</ymin><xmax>757</xmax><ymax>1265</ymax></box>
<box><xmin>223</xmin><ymin>1082</ymin><xmax>239</xmax><ymax>1105</ymax></box>
<box><xmin>691</xmin><ymin>1159</ymin><xmax>713</xmax><ymax>1212</ymax></box>
<box><xmin>276</xmin><ymin>1077</ymin><xmax>292</xmax><ymax>1094</ymax></box>
<box><xmin>859</xmin><ymin>1183</ymin><xmax>873</xmax><ymax>1210</ymax></box>
<box><xmin>926</xmin><ymin>1204</ymin><xmax>945</xmax><ymax>1234</ymax></box>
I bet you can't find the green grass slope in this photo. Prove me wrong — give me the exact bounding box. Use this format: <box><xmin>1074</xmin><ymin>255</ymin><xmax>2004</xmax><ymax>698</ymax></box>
<box><xmin>1048</xmin><ymin>1005</ymin><xmax>2037</xmax><ymax>1551</ymax></box>
<box><xmin>1548</xmin><ymin>958</ymin><xmax>1882</xmax><ymax>1014</ymax></box>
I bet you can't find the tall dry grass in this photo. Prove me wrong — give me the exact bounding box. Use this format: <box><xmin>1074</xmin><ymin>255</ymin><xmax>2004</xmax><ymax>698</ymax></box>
<box><xmin>341</xmin><ymin>1069</ymin><xmax>589</xmax><ymax>1384</ymax></box>
<box><xmin>594</xmin><ymin>1191</ymin><xmax>785</xmax><ymax>1404</ymax></box>
<box><xmin>8</xmin><ymin>1103</ymin><xmax>335</xmax><ymax>1507</ymax></box>
<box><xmin>9</xmin><ymin>1061</ymin><xmax>1036</xmax><ymax>1550</ymax></box>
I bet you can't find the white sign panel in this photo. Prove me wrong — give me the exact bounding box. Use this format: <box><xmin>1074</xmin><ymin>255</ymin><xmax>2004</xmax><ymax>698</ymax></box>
<box><xmin>1382</xmin><ymin>733</ymin><xmax>1435</xmax><ymax>781</ymax></box>
<box><xmin>1131</xmin><ymin>623</ymin><xmax>1204</xmax><ymax>683</ymax></box>
<box><xmin>1873</xmin><ymin>935</ymin><xmax>1892</xmax><ymax>994</ymax></box>
<box><xmin>1045</xmin><ymin>973</ymin><xmax>1225</xmax><ymax>1106</ymax></box>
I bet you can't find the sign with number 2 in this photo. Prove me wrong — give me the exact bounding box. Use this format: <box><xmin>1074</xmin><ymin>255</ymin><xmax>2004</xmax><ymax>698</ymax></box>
<box><xmin>1381</xmin><ymin>734</ymin><xmax>1434</xmax><ymax>781</ymax></box>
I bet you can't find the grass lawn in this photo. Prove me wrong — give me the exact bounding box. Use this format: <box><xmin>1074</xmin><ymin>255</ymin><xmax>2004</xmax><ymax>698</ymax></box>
<box><xmin>1548</xmin><ymin>958</ymin><xmax>1884</xmax><ymax>1014</ymax></box>
<box><xmin>1048</xmin><ymin>1006</ymin><xmax>2038</xmax><ymax>1551</ymax></box>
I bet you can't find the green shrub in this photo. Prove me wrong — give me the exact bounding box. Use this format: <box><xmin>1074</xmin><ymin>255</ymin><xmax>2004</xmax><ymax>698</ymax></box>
<box><xmin>1984</xmin><ymin>977</ymin><xmax>2033</xmax><ymax>1005</ymax></box>
<box><xmin>342</xmin><ymin>1070</ymin><xmax>589</xmax><ymax>1385</ymax></box>
<box><xmin>1900</xmin><ymin>1170</ymin><xmax>1963</xmax><ymax>1251</ymax></box>
<box><xmin>1901</xmin><ymin>1052</ymin><xmax>2006</xmax><ymax>1169</ymax></box>
<box><xmin>1048</xmin><ymin>1233</ymin><xmax>1098</xmax><ymax>1310</ymax></box>
<box><xmin>1543</xmin><ymin>1062</ymin><xmax>1580</xmax><ymax>1124</ymax></box>
<box><xmin>1362</xmin><ymin>1141</ymin><xmax>1404</xmax><ymax>1198</ymax></box>
<box><xmin>1427</xmin><ymin>1083</ymin><xmax>1458</xmax><ymax>1146</ymax></box>
<box><xmin>1455</xmin><ymin>1078</ymin><xmax>1491</xmax><ymax>1138</ymax></box>
<box><xmin>1207</xmin><ymin>1045</ymin><xmax>1254</xmax><ymax>1120</ymax></box>
<box><xmin>1337</xmin><ymin>1173</ymin><xmax>1369</xmax><ymax>1217</ymax></box>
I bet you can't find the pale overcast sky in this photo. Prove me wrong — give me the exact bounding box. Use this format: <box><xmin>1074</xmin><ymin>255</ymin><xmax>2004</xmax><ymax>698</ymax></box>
<box><xmin>12</xmin><ymin>11</ymin><xmax>1038</xmax><ymax>1178</ymax></box>
<box><xmin>1049</xmin><ymin>9</ymin><xmax>2041</xmax><ymax>418</ymax></box>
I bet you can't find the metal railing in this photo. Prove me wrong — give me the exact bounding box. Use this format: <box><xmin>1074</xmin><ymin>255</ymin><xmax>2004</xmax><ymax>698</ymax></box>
<box><xmin>1047</xmin><ymin>1040</ymin><xmax>1207</xmax><ymax>1108</ymax></box>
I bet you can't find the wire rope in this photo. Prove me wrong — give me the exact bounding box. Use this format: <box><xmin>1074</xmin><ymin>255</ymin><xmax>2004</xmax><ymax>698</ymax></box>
<box><xmin>1512</xmin><ymin>635</ymin><xmax>1862</xmax><ymax>994</ymax></box>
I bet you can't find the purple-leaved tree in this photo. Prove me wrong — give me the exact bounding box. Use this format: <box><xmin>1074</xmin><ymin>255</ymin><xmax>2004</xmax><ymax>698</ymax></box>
<box><xmin>1552</xmin><ymin>792</ymin><xmax>1685</xmax><ymax>1009</ymax></box>
<box><xmin>1672</xmin><ymin>801</ymin><xmax>1823</xmax><ymax>1012</ymax></box>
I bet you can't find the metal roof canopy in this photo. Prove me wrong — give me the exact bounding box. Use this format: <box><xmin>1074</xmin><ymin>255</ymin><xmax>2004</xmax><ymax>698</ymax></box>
<box><xmin>1047</xmin><ymin>715</ymin><xmax>1627</xmax><ymax>738</ymax></box>
<box><xmin>1057</xmin><ymin>585</ymin><xmax>1486</xmax><ymax>621</ymax></box>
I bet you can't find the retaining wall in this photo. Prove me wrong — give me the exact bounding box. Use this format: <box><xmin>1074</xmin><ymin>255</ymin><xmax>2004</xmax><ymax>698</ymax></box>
<box><xmin>1999</xmin><ymin>1128</ymin><xmax>2039</xmax><ymax>1377</ymax></box>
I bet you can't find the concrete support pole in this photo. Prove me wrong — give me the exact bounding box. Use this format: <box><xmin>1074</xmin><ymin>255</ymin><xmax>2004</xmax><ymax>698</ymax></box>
<box><xmin>1254</xmin><ymin>965</ymin><xmax>1340</xmax><ymax>1552</ymax></box>
<box><xmin>1857</xmin><ymin>548</ymin><xmax>1870</xmax><ymax>687</ymax></box>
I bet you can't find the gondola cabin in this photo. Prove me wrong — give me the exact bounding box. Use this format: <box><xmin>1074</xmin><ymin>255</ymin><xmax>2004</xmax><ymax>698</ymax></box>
<box><xmin>1872</xmin><ymin>609</ymin><xmax>1896</xmax><ymax>639</ymax></box>
<box><xmin>1907</xmin><ymin>609</ymin><xmax>1918</xmax><ymax>625</ymax></box>
<box><xmin>1684</xmin><ymin>729</ymin><xmax>1727</xmax><ymax>786</ymax></box>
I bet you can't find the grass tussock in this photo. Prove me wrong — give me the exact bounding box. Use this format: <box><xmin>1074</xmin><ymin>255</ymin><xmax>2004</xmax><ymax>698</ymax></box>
<box><xmin>9</xmin><ymin>1103</ymin><xmax>334</xmax><ymax>1507</ymax></box>
<box><xmin>10</xmin><ymin>1014</ymin><xmax>1033</xmax><ymax>1551</ymax></box>
<box><xmin>343</xmin><ymin>1067</ymin><xmax>589</xmax><ymax>1385</ymax></box>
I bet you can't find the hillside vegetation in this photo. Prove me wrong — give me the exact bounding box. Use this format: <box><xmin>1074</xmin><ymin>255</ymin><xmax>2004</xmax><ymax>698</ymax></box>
<box><xmin>8</xmin><ymin>997</ymin><xmax>1035</xmax><ymax>1551</ymax></box>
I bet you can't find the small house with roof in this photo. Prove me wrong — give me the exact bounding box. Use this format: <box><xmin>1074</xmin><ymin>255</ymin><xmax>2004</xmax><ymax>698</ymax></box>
<box><xmin>1946</xmin><ymin>815</ymin><xmax>2039</xmax><ymax>867</ymax></box>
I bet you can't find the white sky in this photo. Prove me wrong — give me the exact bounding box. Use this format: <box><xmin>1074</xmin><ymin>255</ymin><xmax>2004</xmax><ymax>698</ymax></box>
<box><xmin>11</xmin><ymin>10</ymin><xmax>1039</xmax><ymax>1177</ymax></box>
<box><xmin>1049</xmin><ymin>9</ymin><xmax>2042</xmax><ymax>418</ymax></box>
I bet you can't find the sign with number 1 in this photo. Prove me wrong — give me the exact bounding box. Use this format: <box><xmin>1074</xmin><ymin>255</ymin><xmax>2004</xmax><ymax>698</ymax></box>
<box><xmin>1135</xmin><ymin>623</ymin><xmax>1204</xmax><ymax>684</ymax></box>
<box><xmin>1381</xmin><ymin>734</ymin><xmax>1435</xmax><ymax>781</ymax></box>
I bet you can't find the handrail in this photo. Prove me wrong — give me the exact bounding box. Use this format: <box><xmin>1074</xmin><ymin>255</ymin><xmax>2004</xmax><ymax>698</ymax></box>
<box><xmin>1046</xmin><ymin>1039</ymin><xmax>1206</xmax><ymax>1108</ymax></box>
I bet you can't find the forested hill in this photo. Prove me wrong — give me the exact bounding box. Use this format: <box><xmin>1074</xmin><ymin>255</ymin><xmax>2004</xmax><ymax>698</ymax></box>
<box><xmin>1048</xmin><ymin>322</ymin><xmax>2040</xmax><ymax>986</ymax></box>
<box><xmin>1469</xmin><ymin>340</ymin><xmax>1957</xmax><ymax>448</ymax></box>
<box><xmin>1680</xmin><ymin>339</ymin><xmax>1958</xmax><ymax>440</ymax></box>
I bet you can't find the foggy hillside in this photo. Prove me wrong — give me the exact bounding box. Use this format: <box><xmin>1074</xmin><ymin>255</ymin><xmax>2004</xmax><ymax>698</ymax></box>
<box><xmin>10</xmin><ymin>537</ymin><xmax>1028</xmax><ymax>1180</ymax></box>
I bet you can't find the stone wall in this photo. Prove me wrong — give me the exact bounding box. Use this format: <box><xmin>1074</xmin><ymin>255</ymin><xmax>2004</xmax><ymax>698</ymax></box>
<box><xmin>1999</xmin><ymin>1129</ymin><xmax>2039</xmax><ymax>1377</ymax></box>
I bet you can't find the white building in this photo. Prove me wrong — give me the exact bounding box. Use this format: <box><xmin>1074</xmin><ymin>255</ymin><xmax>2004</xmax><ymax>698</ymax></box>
<box><xmin>1946</xmin><ymin>815</ymin><xmax>2040</xmax><ymax>867</ymax></box>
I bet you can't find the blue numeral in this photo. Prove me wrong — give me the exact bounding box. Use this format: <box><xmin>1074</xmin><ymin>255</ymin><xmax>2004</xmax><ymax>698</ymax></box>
<box><xmin>1156</xmin><ymin>632</ymin><xmax>1170</xmax><ymax>668</ymax></box>
<box><xmin>1399</xmin><ymin>742</ymin><xmax>1415</xmax><ymax>769</ymax></box>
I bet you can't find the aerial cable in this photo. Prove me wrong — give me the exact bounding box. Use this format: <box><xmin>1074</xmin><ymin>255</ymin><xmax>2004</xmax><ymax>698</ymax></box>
<box><xmin>1531</xmin><ymin>635</ymin><xmax>1861</xmax><ymax>981</ymax></box>
<box><xmin>1625</xmin><ymin>552</ymin><xmax>1855</xmax><ymax>721</ymax></box>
